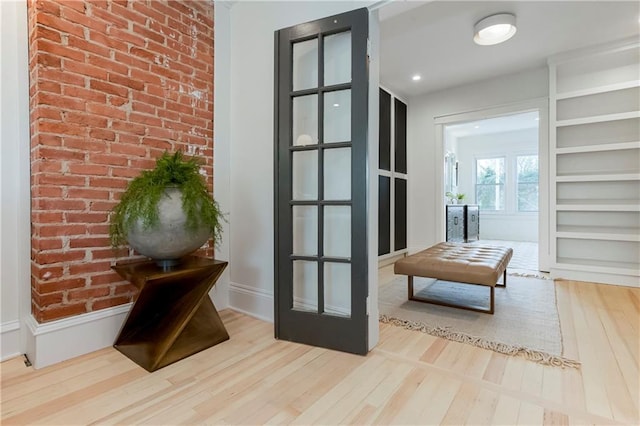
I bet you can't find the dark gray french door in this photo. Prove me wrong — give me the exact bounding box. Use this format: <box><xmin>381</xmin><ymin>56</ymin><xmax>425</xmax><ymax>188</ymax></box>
<box><xmin>274</xmin><ymin>8</ymin><xmax>369</xmax><ymax>355</ymax></box>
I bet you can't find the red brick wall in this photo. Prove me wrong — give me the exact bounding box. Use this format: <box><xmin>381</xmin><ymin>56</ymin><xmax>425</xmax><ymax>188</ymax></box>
<box><xmin>28</xmin><ymin>0</ymin><xmax>215</xmax><ymax>322</ymax></box>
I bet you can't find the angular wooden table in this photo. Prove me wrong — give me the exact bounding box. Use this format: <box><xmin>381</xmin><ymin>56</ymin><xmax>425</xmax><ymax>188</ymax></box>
<box><xmin>112</xmin><ymin>256</ymin><xmax>229</xmax><ymax>372</ymax></box>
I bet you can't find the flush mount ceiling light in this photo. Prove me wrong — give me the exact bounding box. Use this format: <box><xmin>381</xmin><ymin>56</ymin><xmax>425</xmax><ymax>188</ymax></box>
<box><xmin>473</xmin><ymin>13</ymin><xmax>517</xmax><ymax>46</ymax></box>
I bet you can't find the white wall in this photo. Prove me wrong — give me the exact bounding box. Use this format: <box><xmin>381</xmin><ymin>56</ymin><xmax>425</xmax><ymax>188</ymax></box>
<box><xmin>456</xmin><ymin>128</ymin><xmax>539</xmax><ymax>242</ymax></box>
<box><xmin>406</xmin><ymin>67</ymin><xmax>548</xmax><ymax>252</ymax></box>
<box><xmin>1</xmin><ymin>0</ymin><xmax>31</xmax><ymax>361</ymax></box>
<box><xmin>225</xmin><ymin>1</ymin><xmax>375</xmax><ymax>322</ymax></box>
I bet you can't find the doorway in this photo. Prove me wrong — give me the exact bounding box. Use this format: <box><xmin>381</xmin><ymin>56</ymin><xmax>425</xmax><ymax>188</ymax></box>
<box><xmin>436</xmin><ymin>102</ymin><xmax>550</xmax><ymax>273</ymax></box>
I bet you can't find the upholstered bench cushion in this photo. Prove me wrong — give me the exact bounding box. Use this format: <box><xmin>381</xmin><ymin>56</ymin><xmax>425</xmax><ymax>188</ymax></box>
<box><xmin>394</xmin><ymin>242</ymin><xmax>513</xmax><ymax>287</ymax></box>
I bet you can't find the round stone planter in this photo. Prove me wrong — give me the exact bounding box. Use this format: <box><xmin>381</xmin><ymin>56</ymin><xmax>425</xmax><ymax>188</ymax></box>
<box><xmin>126</xmin><ymin>187</ymin><xmax>210</xmax><ymax>268</ymax></box>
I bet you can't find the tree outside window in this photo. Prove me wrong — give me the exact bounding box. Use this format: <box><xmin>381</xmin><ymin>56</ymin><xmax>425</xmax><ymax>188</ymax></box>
<box><xmin>476</xmin><ymin>157</ymin><xmax>505</xmax><ymax>211</ymax></box>
<box><xmin>517</xmin><ymin>155</ymin><xmax>539</xmax><ymax>211</ymax></box>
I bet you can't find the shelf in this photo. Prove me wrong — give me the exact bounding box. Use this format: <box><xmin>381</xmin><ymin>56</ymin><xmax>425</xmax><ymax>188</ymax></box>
<box><xmin>556</xmin><ymin>201</ymin><xmax>640</xmax><ymax>212</ymax></box>
<box><xmin>555</xmin><ymin>80</ymin><xmax>640</xmax><ymax>100</ymax></box>
<box><xmin>555</xmin><ymin>141</ymin><xmax>640</xmax><ymax>155</ymax></box>
<box><xmin>556</xmin><ymin>231</ymin><xmax>640</xmax><ymax>242</ymax></box>
<box><xmin>556</xmin><ymin>111</ymin><xmax>640</xmax><ymax>127</ymax></box>
<box><xmin>555</xmin><ymin>173</ymin><xmax>640</xmax><ymax>182</ymax></box>
<box><xmin>555</xmin><ymin>258</ymin><xmax>640</xmax><ymax>276</ymax></box>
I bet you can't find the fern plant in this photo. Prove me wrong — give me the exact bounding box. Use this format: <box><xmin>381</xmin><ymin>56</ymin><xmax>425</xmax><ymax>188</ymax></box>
<box><xmin>109</xmin><ymin>151</ymin><xmax>223</xmax><ymax>248</ymax></box>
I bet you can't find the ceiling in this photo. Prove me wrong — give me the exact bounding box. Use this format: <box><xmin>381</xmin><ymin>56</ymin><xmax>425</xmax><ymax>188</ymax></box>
<box><xmin>444</xmin><ymin>110</ymin><xmax>539</xmax><ymax>139</ymax></box>
<box><xmin>379</xmin><ymin>1</ymin><xmax>640</xmax><ymax>99</ymax></box>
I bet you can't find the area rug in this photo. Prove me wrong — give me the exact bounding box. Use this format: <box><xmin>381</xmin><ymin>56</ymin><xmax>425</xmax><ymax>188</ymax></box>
<box><xmin>379</xmin><ymin>275</ymin><xmax>580</xmax><ymax>368</ymax></box>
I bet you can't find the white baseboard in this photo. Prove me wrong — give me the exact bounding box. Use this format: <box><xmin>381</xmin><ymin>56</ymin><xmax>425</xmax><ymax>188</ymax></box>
<box><xmin>25</xmin><ymin>303</ymin><xmax>132</xmax><ymax>369</ymax></box>
<box><xmin>228</xmin><ymin>282</ymin><xmax>274</xmax><ymax>323</ymax></box>
<box><xmin>1</xmin><ymin>320</ymin><xmax>21</xmax><ymax>362</ymax></box>
<box><xmin>551</xmin><ymin>269</ymin><xmax>640</xmax><ymax>288</ymax></box>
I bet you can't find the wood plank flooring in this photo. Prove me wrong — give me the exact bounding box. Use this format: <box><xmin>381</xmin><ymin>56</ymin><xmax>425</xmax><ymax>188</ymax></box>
<box><xmin>1</xmin><ymin>270</ymin><xmax>638</xmax><ymax>425</ymax></box>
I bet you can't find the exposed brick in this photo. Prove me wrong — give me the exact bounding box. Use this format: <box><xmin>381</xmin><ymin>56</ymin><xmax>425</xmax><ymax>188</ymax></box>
<box><xmin>32</xmin><ymin>291</ymin><xmax>64</xmax><ymax>307</ymax></box>
<box><xmin>67</xmin><ymin>163</ymin><xmax>109</xmax><ymax>176</ymax></box>
<box><xmin>91</xmin><ymin>272</ymin><xmax>122</xmax><ymax>286</ymax></box>
<box><xmin>36</xmin><ymin>11</ymin><xmax>84</xmax><ymax>38</ymax></box>
<box><xmin>108</xmin><ymin>73</ymin><xmax>145</xmax><ymax>91</ymax></box>
<box><xmin>37</xmin><ymin>52</ymin><xmax>62</xmax><ymax>68</ymax></box>
<box><xmin>64</xmin><ymin>137</ymin><xmax>107</xmax><ymax>152</ymax></box>
<box><xmin>87</xmin><ymin>54</ymin><xmax>128</xmax><ymax>76</ymax></box>
<box><xmin>38</xmin><ymin>224</ymin><xmax>88</xmax><ymax>238</ymax></box>
<box><xmin>63</xmin><ymin>59</ymin><xmax>108</xmax><ymax>80</ymax></box>
<box><xmin>86</xmin><ymin>102</ymin><xmax>127</xmax><ymax>120</ymax></box>
<box><xmin>89</xmin><ymin>128</ymin><xmax>116</xmax><ymax>141</ymax></box>
<box><xmin>38</xmin><ymin>145</ymin><xmax>86</xmax><ymax>160</ymax></box>
<box><xmin>90</xmin><ymin>79</ymin><xmax>129</xmax><ymax>98</ymax></box>
<box><xmin>63</xmin><ymin>85</ymin><xmax>107</xmax><ymax>104</ymax></box>
<box><xmin>31</xmin><ymin>237</ymin><xmax>61</xmax><ymax>252</ymax></box>
<box><xmin>66</xmin><ymin>213</ymin><xmax>109</xmax><ymax>226</ymax></box>
<box><xmin>90</xmin><ymin>6</ymin><xmax>129</xmax><ymax>29</ymax></box>
<box><xmin>61</xmin><ymin>5</ymin><xmax>108</xmax><ymax>33</ymax></box>
<box><xmin>67</xmin><ymin>35</ymin><xmax>111</xmax><ymax>58</ymax></box>
<box><xmin>36</xmin><ymin>38</ymin><xmax>85</xmax><ymax>62</ymax></box>
<box><xmin>69</xmin><ymin>261</ymin><xmax>112</xmax><ymax>276</ymax></box>
<box><xmin>35</xmin><ymin>0</ymin><xmax>61</xmax><ymax>16</ymax></box>
<box><xmin>29</xmin><ymin>0</ymin><xmax>214</xmax><ymax>322</ymax></box>
<box><xmin>91</xmin><ymin>295</ymin><xmax>132</xmax><ymax>311</ymax></box>
<box><xmin>131</xmin><ymin>1</ymin><xmax>166</xmax><ymax>24</ymax></box>
<box><xmin>110</xmin><ymin>3</ymin><xmax>147</xmax><ymax>25</ymax></box>
<box><xmin>66</xmin><ymin>190</ymin><xmax>110</xmax><ymax>201</ymax></box>
<box><xmin>37</xmin><ymin>303</ymin><xmax>87</xmax><ymax>322</ymax></box>
<box><xmin>68</xmin><ymin>286</ymin><xmax>111</xmax><ymax>301</ymax></box>
<box><xmin>36</xmin><ymin>92</ymin><xmax>86</xmax><ymax>112</ymax></box>
<box><xmin>114</xmin><ymin>283</ymin><xmax>138</xmax><ymax>295</ymax></box>
<box><xmin>88</xmin><ymin>30</ymin><xmax>127</xmax><ymax>52</ymax></box>
<box><xmin>89</xmin><ymin>201</ymin><xmax>117</xmax><ymax>212</ymax></box>
<box><xmin>33</xmin><ymin>107</ymin><xmax>62</xmax><ymax>122</ymax></box>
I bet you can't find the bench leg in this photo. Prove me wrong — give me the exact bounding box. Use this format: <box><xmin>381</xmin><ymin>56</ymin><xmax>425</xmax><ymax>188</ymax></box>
<box><xmin>495</xmin><ymin>269</ymin><xmax>507</xmax><ymax>288</ymax></box>
<box><xmin>407</xmin><ymin>276</ymin><xmax>495</xmax><ymax>315</ymax></box>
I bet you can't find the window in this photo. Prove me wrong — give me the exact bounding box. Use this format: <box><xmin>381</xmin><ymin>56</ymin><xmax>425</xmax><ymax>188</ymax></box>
<box><xmin>476</xmin><ymin>157</ymin><xmax>505</xmax><ymax>211</ymax></box>
<box><xmin>517</xmin><ymin>155</ymin><xmax>539</xmax><ymax>211</ymax></box>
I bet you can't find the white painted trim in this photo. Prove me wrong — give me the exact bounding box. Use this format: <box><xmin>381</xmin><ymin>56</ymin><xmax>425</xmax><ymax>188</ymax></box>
<box><xmin>228</xmin><ymin>282</ymin><xmax>274</xmax><ymax>323</ymax></box>
<box><xmin>368</xmin><ymin>9</ymin><xmax>381</xmax><ymax>351</ymax></box>
<box><xmin>212</xmin><ymin>1</ymin><xmax>232</xmax><ymax>310</ymax></box>
<box><xmin>24</xmin><ymin>304</ymin><xmax>132</xmax><ymax>369</ymax></box>
<box><xmin>552</xmin><ymin>269</ymin><xmax>640</xmax><ymax>288</ymax></box>
<box><xmin>1</xmin><ymin>320</ymin><xmax>21</xmax><ymax>361</ymax></box>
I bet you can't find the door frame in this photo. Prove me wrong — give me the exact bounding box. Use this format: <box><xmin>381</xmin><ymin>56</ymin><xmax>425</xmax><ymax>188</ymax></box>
<box><xmin>434</xmin><ymin>98</ymin><xmax>550</xmax><ymax>271</ymax></box>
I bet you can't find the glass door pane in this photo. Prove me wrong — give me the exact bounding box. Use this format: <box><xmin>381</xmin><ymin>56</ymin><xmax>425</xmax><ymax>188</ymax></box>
<box><xmin>324</xmin><ymin>206</ymin><xmax>351</xmax><ymax>258</ymax></box>
<box><xmin>323</xmin><ymin>90</ymin><xmax>351</xmax><ymax>143</ymax></box>
<box><xmin>293</xmin><ymin>38</ymin><xmax>318</xmax><ymax>91</ymax></box>
<box><xmin>324</xmin><ymin>262</ymin><xmax>351</xmax><ymax>316</ymax></box>
<box><xmin>324</xmin><ymin>31</ymin><xmax>351</xmax><ymax>86</ymax></box>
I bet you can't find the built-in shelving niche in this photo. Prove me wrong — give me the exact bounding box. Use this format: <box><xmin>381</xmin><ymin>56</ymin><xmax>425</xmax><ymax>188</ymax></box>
<box><xmin>550</xmin><ymin>38</ymin><xmax>640</xmax><ymax>286</ymax></box>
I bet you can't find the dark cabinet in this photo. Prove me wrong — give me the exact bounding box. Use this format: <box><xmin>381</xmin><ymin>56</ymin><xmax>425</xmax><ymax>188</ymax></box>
<box><xmin>446</xmin><ymin>204</ymin><xmax>479</xmax><ymax>243</ymax></box>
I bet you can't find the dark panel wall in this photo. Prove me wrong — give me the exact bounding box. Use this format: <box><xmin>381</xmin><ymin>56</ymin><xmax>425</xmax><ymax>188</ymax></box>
<box><xmin>394</xmin><ymin>99</ymin><xmax>407</xmax><ymax>174</ymax></box>
<box><xmin>378</xmin><ymin>176</ymin><xmax>391</xmax><ymax>255</ymax></box>
<box><xmin>394</xmin><ymin>178</ymin><xmax>407</xmax><ymax>250</ymax></box>
<box><xmin>379</xmin><ymin>89</ymin><xmax>391</xmax><ymax>171</ymax></box>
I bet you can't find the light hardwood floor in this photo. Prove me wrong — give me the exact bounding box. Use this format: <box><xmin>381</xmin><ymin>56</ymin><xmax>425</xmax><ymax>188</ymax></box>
<box><xmin>1</xmin><ymin>269</ymin><xmax>638</xmax><ymax>425</ymax></box>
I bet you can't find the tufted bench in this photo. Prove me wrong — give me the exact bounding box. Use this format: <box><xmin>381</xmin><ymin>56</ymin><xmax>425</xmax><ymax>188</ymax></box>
<box><xmin>393</xmin><ymin>242</ymin><xmax>513</xmax><ymax>314</ymax></box>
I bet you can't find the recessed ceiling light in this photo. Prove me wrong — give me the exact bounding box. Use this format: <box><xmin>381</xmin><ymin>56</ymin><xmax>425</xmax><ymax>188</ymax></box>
<box><xmin>333</xmin><ymin>103</ymin><xmax>340</xmax><ymax>107</ymax></box>
<box><xmin>412</xmin><ymin>74</ymin><xmax>421</xmax><ymax>81</ymax></box>
<box><xmin>474</xmin><ymin>125</ymin><xmax>480</xmax><ymax>129</ymax></box>
<box><xmin>474</xmin><ymin>13</ymin><xmax>517</xmax><ymax>46</ymax></box>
